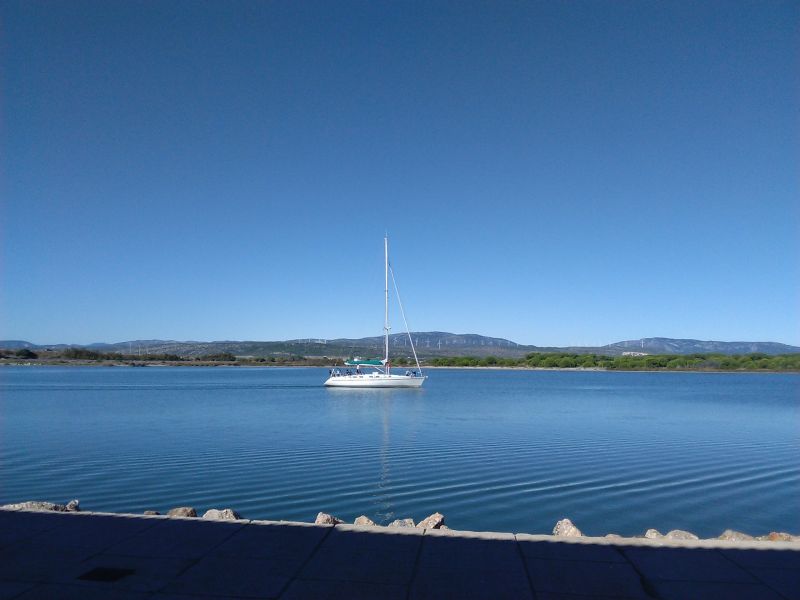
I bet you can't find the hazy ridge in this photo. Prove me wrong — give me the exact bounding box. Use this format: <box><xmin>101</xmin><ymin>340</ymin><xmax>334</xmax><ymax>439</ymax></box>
<box><xmin>2</xmin><ymin>333</ymin><xmax>798</xmax><ymax>357</ymax></box>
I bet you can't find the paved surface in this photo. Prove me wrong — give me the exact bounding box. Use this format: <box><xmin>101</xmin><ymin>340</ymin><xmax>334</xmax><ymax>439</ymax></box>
<box><xmin>0</xmin><ymin>509</ymin><xmax>798</xmax><ymax>599</ymax></box>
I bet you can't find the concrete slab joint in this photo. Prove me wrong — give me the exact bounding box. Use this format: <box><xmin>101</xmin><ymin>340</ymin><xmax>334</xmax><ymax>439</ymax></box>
<box><xmin>0</xmin><ymin>509</ymin><xmax>797</xmax><ymax>600</ymax></box>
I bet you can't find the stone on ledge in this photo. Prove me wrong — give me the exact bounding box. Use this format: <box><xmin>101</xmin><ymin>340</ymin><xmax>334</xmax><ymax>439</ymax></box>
<box><xmin>167</xmin><ymin>507</ymin><xmax>197</xmax><ymax>518</ymax></box>
<box><xmin>644</xmin><ymin>529</ymin><xmax>663</xmax><ymax>539</ymax></box>
<box><xmin>719</xmin><ymin>529</ymin><xmax>754</xmax><ymax>541</ymax></box>
<box><xmin>143</xmin><ymin>510</ymin><xmax>160</xmax><ymax>516</ymax></box>
<box><xmin>605</xmin><ymin>534</ymin><xmax>623</xmax><ymax>539</ymax></box>
<box><xmin>758</xmin><ymin>532</ymin><xmax>798</xmax><ymax>542</ymax></box>
<box><xmin>354</xmin><ymin>515</ymin><xmax>375</xmax><ymax>526</ymax></box>
<box><xmin>665</xmin><ymin>529</ymin><xmax>699</xmax><ymax>540</ymax></box>
<box><xmin>388</xmin><ymin>518</ymin><xmax>416</xmax><ymax>528</ymax></box>
<box><xmin>553</xmin><ymin>518</ymin><xmax>582</xmax><ymax>537</ymax></box>
<box><xmin>203</xmin><ymin>508</ymin><xmax>241</xmax><ymax>520</ymax></box>
<box><xmin>315</xmin><ymin>512</ymin><xmax>343</xmax><ymax>525</ymax></box>
<box><xmin>1</xmin><ymin>499</ymin><xmax>80</xmax><ymax>512</ymax></box>
<box><xmin>417</xmin><ymin>512</ymin><xmax>445</xmax><ymax>529</ymax></box>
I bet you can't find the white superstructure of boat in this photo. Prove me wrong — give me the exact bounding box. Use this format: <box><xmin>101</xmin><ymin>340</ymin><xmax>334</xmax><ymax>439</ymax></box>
<box><xmin>324</xmin><ymin>237</ymin><xmax>426</xmax><ymax>388</ymax></box>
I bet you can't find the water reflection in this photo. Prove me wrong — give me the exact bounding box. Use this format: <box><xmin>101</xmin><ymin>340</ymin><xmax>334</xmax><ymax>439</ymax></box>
<box><xmin>2</xmin><ymin>367</ymin><xmax>797</xmax><ymax>536</ymax></box>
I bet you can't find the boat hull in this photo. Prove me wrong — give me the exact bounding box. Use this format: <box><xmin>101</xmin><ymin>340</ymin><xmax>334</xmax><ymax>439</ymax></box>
<box><xmin>324</xmin><ymin>374</ymin><xmax>425</xmax><ymax>388</ymax></box>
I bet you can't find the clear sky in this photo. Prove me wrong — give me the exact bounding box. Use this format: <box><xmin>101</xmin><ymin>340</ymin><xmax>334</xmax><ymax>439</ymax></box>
<box><xmin>2</xmin><ymin>1</ymin><xmax>798</xmax><ymax>346</ymax></box>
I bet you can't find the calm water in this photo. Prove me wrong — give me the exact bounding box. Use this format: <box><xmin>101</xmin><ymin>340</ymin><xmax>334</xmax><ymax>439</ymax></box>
<box><xmin>1</xmin><ymin>366</ymin><xmax>797</xmax><ymax>537</ymax></box>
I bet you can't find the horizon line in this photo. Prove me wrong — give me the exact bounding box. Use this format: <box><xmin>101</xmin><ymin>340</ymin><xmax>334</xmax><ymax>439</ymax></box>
<box><xmin>3</xmin><ymin>333</ymin><xmax>799</xmax><ymax>349</ymax></box>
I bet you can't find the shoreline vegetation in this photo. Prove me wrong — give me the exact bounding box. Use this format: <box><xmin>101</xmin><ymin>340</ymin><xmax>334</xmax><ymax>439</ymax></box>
<box><xmin>1</xmin><ymin>348</ymin><xmax>799</xmax><ymax>372</ymax></box>
<box><xmin>427</xmin><ymin>352</ymin><xmax>800</xmax><ymax>371</ymax></box>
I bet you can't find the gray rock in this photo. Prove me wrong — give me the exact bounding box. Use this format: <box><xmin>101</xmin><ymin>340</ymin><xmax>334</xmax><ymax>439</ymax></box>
<box><xmin>388</xmin><ymin>518</ymin><xmax>416</xmax><ymax>528</ymax></box>
<box><xmin>143</xmin><ymin>510</ymin><xmax>160</xmax><ymax>516</ymax></box>
<box><xmin>552</xmin><ymin>518</ymin><xmax>582</xmax><ymax>537</ymax></box>
<box><xmin>314</xmin><ymin>512</ymin><xmax>343</xmax><ymax>525</ymax></box>
<box><xmin>354</xmin><ymin>515</ymin><xmax>375</xmax><ymax>526</ymax></box>
<box><xmin>719</xmin><ymin>529</ymin><xmax>754</xmax><ymax>541</ymax></box>
<box><xmin>605</xmin><ymin>534</ymin><xmax>623</xmax><ymax>539</ymax></box>
<box><xmin>665</xmin><ymin>529</ymin><xmax>699</xmax><ymax>540</ymax></box>
<box><xmin>1</xmin><ymin>501</ymin><xmax>59</xmax><ymax>511</ymax></box>
<box><xmin>439</xmin><ymin>525</ymin><xmax>451</xmax><ymax>530</ymax></box>
<box><xmin>167</xmin><ymin>506</ymin><xmax>197</xmax><ymax>518</ymax></box>
<box><xmin>417</xmin><ymin>512</ymin><xmax>445</xmax><ymax>529</ymax></box>
<box><xmin>203</xmin><ymin>508</ymin><xmax>241</xmax><ymax>520</ymax></box>
<box><xmin>757</xmin><ymin>532</ymin><xmax>798</xmax><ymax>542</ymax></box>
<box><xmin>644</xmin><ymin>529</ymin><xmax>663</xmax><ymax>539</ymax></box>
<box><xmin>1</xmin><ymin>499</ymin><xmax>79</xmax><ymax>512</ymax></box>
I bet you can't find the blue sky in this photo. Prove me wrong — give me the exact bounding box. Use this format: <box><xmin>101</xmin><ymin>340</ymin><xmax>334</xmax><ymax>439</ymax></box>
<box><xmin>2</xmin><ymin>1</ymin><xmax>798</xmax><ymax>346</ymax></box>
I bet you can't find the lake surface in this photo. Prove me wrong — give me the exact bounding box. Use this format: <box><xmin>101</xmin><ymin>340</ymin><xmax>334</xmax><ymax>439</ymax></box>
<box><xmin>1</xmin><ymin>366</ymin><xmax>797</xmax><ymax>537</ymax></box>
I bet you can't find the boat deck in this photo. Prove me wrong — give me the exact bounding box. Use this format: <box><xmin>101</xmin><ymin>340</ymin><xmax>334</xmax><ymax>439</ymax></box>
<box><xmin>0</xmin><ymin>508</ymin><xmax>797</xmax><ymax>599</ymax></box>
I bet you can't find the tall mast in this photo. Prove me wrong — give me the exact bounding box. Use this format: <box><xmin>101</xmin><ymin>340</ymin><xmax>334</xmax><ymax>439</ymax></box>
<box><xmin>384</xmin><ymin>236</ymin><xmax>390</xmax><ymax>368</ymax></box>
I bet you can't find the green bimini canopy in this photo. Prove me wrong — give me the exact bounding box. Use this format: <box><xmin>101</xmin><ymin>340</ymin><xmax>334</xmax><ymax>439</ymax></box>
<box><xmin>344</xmin><ymin>359</ymin><xmax>385</xmax><ymax>366</ymax></box>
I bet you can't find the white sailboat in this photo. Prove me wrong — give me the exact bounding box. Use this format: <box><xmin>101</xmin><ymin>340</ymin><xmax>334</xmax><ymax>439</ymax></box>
<box><xmin>324</xmin><ymin>237</ymin><xmax>426</xmax><ymax>388</ymax></box>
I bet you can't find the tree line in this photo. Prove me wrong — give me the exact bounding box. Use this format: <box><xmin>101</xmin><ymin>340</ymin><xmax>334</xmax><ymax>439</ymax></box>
<box><xmin>427</xmin><ymin>352</ymin><xmax>800</xmax><ymax>371</ymax></box>
<box><xmin>0</xmin><ymin>347</ymin><xmax>326</xmax><ymax>365</ymax></box>
<box><xmin>5</xmin><ymin>347</ymin><xmax>797</xmax><ymax>371</ymax></box>
<box><xmin>0</xmin><ymin>348</ymin><xmax>39</xmax><ymax>359</ymax></box>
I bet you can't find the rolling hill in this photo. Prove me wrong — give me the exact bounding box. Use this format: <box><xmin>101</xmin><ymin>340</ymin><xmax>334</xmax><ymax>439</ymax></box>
<box><xmin>3</xmin><ymin>334</ymin><xmax>798</xmax><ymax>358</ymax></box>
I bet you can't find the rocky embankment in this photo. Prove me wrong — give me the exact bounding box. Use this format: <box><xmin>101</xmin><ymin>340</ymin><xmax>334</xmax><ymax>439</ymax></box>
<box><xmin>2</xmin><ymin>501</ymin><xmax>797</xmax><ymax>542</ymax></box>
<box><xmin>549</xmin><ymin>517</ymin><xmax>799</xmax><ymax>543</ymax></box>
<box><xmin>1</xmin><ymin>500</ymin><xmax>81</xmax><ymax>512</ymax></box>
<box><xmin>313</xmin><ymin>511</ymin><xmax>447</xmax><ymax>530</ymax></box>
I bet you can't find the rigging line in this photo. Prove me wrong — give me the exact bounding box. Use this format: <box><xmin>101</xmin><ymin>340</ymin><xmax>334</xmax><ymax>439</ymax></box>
<box><xmin>388</xmin><ymin>263</ymin><xmax>423</xmax><ymax>374</ymax></box>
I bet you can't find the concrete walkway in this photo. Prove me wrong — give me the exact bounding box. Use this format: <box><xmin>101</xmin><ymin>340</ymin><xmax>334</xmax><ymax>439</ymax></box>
<box><xmin>0</xmin><ymin>509</ymin><xmax>797</xmax><ymax>599</ymax></box>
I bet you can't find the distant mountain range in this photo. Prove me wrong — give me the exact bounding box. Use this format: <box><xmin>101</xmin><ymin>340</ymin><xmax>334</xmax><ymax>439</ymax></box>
<box><xmin>2</xmin><ymin>334</ymin><xmax>798</xmax><ymax>358</ymax></box>
<box><xmin>603</xmin><ymin>337</ymin><xmax>800</xmax><ymax>356</ymax></box>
